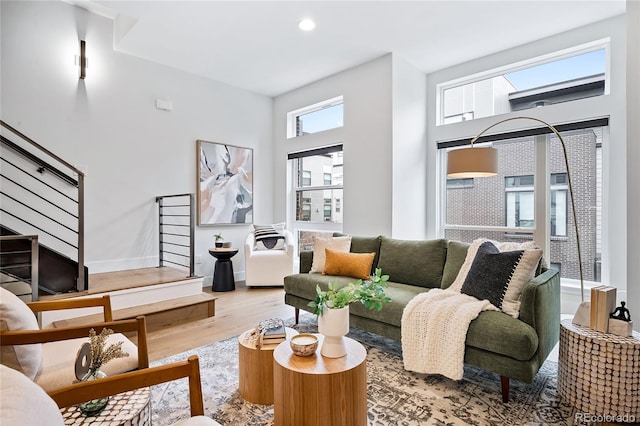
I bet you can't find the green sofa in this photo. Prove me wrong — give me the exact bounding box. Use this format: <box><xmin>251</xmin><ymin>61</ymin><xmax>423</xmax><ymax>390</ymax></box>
<box><xmin>283</xmin><ymin>235</ymin><xmax>560</xmax><ymax>402</ymax></box>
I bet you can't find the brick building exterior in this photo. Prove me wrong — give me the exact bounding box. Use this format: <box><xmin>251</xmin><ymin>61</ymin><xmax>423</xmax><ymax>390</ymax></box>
<box><xmin>445</xmin><ymin>128</ymin><xmax>600</xmax><ymax>282</ymax></box>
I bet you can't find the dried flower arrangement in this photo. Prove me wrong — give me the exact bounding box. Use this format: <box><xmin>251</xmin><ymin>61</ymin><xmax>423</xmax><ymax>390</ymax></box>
<box><xmin>87</xmin><ymin>328</ymin><xmax>129</xmax><ymax>373</ymax></box>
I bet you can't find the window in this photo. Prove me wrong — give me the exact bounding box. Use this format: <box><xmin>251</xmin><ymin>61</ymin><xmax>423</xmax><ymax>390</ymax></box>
<box><xmin>323</xmin><ymin>199</ymin><xmax>332</xmax><ymax>221</ymax></box>
<box><xmin>447</xmin><ymin>178</ymin><xmax>474</xmax><ymax>189</ymax></box>
<box><xmin>505</xmin><ymin>173</ymin><xmax>567</xmax><ymax>235</ymax></box>
<box><xmin>288</xmin><ymin>145</ymin><xmax>344</xmax><ymax>254</ymax></box>
<box><xmin>301</xmin><ymin>170</ymin><xmax>311</xmax><ymax>187</ymax></box>
<box><xmin>438</xmin><ymin>44</ymin><xmax>608</xmax><ymax>125</ymax></box>
<box><xmin>440</xmin><ymin>122</ymin><xmax>605</xmax><ymax>285</ymax></box>
<box><xmin>287</xmin><ymin>96</ymin><xmax>344</xmax><ymax>138</ymax></box>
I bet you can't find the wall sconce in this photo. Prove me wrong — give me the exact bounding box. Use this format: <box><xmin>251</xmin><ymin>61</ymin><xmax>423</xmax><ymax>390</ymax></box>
<box><xmin>75</xmin><ymin>40</ymin><xmax>87</xmax><ymax>79</ymax></box>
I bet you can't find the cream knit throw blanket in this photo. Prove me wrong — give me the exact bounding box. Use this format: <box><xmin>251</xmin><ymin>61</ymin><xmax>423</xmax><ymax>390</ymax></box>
<box><xmin>401</xmin><ymin>289</ymin><xmax>498</xmax><ymax>380</ymax></box>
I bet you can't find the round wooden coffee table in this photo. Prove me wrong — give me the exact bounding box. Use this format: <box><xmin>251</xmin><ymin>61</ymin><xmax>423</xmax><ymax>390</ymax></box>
<box><xmin>273</xmin><ymin>335</ymin><xmax>367</xmax><ymax>426</ymax></box>
<box><xmin>238</xmin><ymin>327</ymin><xmax>298</xmax><ymax>404</ymax></box>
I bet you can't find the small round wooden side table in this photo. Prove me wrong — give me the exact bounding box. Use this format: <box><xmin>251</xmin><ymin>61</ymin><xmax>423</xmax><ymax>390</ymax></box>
<box><xmin>60</xmin><ymin>387</ymin><xmax>151</xmax><ymax>426</ymax></box>
<box><xmin>273</xmin><ymin>335</ymin><xmax>367</xmax><ymax>426</ymax></box>
<box><xmin>238</xmin><ymin>327</ymin><xmax>298</xmax><ymax>404</ymax></box>
<box><xmin>558</xmin><ymin>319</ymin><xmax>640</xmax><ymax>418</ymax></box>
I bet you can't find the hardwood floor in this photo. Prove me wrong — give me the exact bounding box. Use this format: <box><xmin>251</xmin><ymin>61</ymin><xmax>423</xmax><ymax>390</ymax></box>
<box><xmin>146</xmin><ymin>281</ymin><xmax>297</xmax><ymax>362</ymax></box>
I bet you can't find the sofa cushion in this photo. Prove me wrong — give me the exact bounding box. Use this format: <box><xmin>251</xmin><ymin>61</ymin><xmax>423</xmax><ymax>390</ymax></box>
<box><xmin>348</xmin><ymin>235</ymin><xmax>383</xmax><ymax>274</ymax></box>
<box><xmin>441</xmin><ymin>240</ymin><xmax>470</xmax><ymax>289</ymax></box>
<box><xmin>376</xmin><ymin>238</ymin><xmax>447</xmax><ymax>288</ymax></box>
<box><xmin>349</xmin><ymin>282</ymin><xmax>426</xmax><ymax>327</ymax></box>
<box><xmin>323</xmin><ymin>249</ymin><xmax>376</xmax><ymax>280</ymax></box>
<box><xmin>467</xmin><ymin>311</ymin><xmax>539</xmax><ymax>361</ymax></box>
<box><xmin>450</xmin><ymin>238</ymin><xmax>543</xmax><ymax>317</ymax></box>
<box><xmin>0</xmin><ymin>287</ymin><xmax>42</xmax><ymax>380</ymax></box>
<box><xmin>284</xmin><ymin>274</ymin><xmax>356</xmax><ymax>301</ymax></box>
<box><xmin>461</xmin><ymin>241</ymin><xmax>524</xmax><ymax>309</ymax></box>
<box><xmin>309</xmin><ymin>236</ymin><xmax>352</xmax><ymax>273</ymax></box>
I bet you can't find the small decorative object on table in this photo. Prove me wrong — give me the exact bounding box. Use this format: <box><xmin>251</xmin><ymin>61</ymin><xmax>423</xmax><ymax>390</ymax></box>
<box><xmin>74</xmin><ymin>328</ymin><xmax>129</xmax><ymax>416</ymax></box>
<box><xmin>309</xmin><ymin>268</ymin><xmax>391</xmax><ymax>358</ymax></box>
<box><xmin>214</xmin><ymin>232</ymin><xmax>224</xmax><ymax>248</ymax></box>
<box><xmin>609</xmin><ymin>301</ymin><xmax>633</xmax><ymax>337</ymax></box>
<box><xmin>290</xmin><ymin>334</ymin><xmax>318</xmax><ymax>357</ymax></box>
<box><xmin>247</xmin><ymin>318</ymin><xmax>286</xmax><ymax>348</ymax></box>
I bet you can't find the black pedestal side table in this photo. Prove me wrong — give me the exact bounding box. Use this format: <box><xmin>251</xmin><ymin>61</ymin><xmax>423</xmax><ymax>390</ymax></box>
<box><xmin>208</xmin><ymin>248</ymin><xmax>239</xmax><ymax>292</ymax></box>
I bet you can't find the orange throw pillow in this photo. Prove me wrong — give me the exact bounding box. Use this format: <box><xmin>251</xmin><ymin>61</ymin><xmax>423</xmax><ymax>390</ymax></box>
<box><xmin>322</xmin><ymin>249</ymin><xmax>376</xmax><ymax>280</ymax></box>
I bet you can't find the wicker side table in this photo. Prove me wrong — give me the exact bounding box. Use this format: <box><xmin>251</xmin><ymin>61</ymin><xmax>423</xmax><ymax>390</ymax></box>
<box><xmin>60</xmin><ymin>387</ymin><xmax>151</xmax><ymax>426</ymax></box>
<box><xmin>558</xmin><ymin>319</ymin><xmax>640</xmax><ymax>418</ymax></box>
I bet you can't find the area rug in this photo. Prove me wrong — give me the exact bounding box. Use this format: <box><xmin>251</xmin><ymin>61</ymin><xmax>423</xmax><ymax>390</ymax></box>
<box><xmin>151</xmin><ymin>313</ymin><xmax>576</xmax><ymax>425</ymax></box>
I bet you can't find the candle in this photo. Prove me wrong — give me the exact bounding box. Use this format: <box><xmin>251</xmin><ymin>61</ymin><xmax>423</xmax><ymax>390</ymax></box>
<box><xmin>293</xmin><ymin>336</ymin><xmax>317</xmax><ymax>345</ymax></box>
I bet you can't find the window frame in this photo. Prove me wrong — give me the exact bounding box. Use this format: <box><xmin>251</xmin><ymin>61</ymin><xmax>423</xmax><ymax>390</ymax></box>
<box><xmin>435</xmin><ymin>39</ymin><xmax>610</xmax><ymax>126</ymax></box>
<box><xmin>286</xmin><ymin>95</ymin><xmax>344</xmax><ymax>139</ymax></box>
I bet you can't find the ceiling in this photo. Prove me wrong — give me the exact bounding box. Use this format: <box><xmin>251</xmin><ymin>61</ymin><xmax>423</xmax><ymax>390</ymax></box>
<box><xmin>74</xmin><ymin>1</ymin><xmax>626</xmax><ymax>97</ymax></box>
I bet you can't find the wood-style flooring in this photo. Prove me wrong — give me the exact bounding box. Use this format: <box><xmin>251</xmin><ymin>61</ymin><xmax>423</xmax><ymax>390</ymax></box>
<box><xmin>146</xmin><ymin>281</ymin><xmax>295</xmax><ymax>362</ymax></box>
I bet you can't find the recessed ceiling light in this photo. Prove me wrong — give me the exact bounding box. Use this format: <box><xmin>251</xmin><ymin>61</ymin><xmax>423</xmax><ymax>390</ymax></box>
<box><xmin>298</xmin><ymin>18</ymin><xmax>316</xmax><ymax>31</ymax></box>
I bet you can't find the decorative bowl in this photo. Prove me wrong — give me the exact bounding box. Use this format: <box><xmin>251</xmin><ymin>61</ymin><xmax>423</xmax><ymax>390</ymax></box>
<box><xmin>290</xmin><ymin>334</ymin><xmax>318</xmax><ymax>357</ymax></box>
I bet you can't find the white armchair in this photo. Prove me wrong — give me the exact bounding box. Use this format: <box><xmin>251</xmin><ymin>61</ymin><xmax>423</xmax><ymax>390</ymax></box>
<box><xmin>244</xmin><ymin>230</ymin><xmax>294</xmax><ymax>287</ymax></box>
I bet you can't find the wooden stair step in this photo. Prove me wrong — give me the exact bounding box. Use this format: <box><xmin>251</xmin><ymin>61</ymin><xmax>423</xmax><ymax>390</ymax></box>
<box><xmin>53</xmin><ymin>293</ymin><xmax>217</xmax><ymax>332</ymax></box>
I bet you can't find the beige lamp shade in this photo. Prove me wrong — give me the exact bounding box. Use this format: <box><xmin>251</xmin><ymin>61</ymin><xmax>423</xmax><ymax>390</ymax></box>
<box><xmin>447</xmin><ymin>146</ymin><xmax>498</xmax><ymax>178</ymax></box>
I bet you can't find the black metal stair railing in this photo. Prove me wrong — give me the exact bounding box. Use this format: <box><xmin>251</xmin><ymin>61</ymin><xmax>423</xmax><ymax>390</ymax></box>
<box><xmin>155</xmin><ymin>193</ymin><xmax>195</xmax><ymax>277</ymax></box>
<box><xmin>0</xmin><ymin>120</ymin><xmax>85</xmax><ymax>294</ymax></box>
<box><xmin>0</xmin><ymin>234</ymin><xmax>39</xmax><ymax>301</ymax></box>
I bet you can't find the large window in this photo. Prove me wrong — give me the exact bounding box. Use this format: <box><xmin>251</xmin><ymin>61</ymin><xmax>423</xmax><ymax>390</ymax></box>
<box><xmin>438</xmin><ymin>43</ymin><xmax>608</xmax><ymax>125</ymax></box>
<box><xmin>288</xmin><ymin>145</ymin><xmax>343</xmax><ymax>254</ymax></box>
<box><xmin>440</xmin><ymin>123</ymin><xmax>605</xmax><ymax>285</ymax></box>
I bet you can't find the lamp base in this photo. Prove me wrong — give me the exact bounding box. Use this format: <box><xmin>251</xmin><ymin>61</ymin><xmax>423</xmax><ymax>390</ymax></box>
<box><xmin>572</xmin><ymin>301</ymin><xmax>591</xmax><ymax>327</ymax></box>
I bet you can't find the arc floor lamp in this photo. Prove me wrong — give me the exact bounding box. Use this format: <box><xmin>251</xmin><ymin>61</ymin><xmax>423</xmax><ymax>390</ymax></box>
<box><xmin>447</xmin><ymin>116</ymin><xmax>589</xmax><ymax>323</ymax></box>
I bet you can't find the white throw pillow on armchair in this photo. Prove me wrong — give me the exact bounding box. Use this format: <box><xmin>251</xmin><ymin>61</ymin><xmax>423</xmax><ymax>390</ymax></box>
<box><xmin>0</xmin><ymin>287</ymin><xmax>42</xmax><ymax>380</ymax></box>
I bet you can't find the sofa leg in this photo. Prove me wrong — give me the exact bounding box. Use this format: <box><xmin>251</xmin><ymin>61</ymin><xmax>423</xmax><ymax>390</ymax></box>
<box><xmin>294</xmin><ymin>308</ymin><xmax>299</xmax><ymax>324</ymax></box>
<box><xmin>501</xmin><ymin>376</ymin><xmax>509</xmax><ymax>403</ymax></box>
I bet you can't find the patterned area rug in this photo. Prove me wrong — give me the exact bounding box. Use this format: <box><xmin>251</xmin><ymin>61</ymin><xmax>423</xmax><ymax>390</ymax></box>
<box><xmin>151</xmin><ymin>313</ymin><xmax>576</xmax><ymax>425</ymax></box>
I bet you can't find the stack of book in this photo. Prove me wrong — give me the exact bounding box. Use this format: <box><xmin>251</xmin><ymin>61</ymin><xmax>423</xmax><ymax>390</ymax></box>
<box><xmin>258</xmin><ymin>318</ymin><xmax>286</xmax><ymax>346</ymax></box>
<box><xmin>590</xmin><ymin>285</ymin><xmax>617</xmax><ymax>332</ymax></box>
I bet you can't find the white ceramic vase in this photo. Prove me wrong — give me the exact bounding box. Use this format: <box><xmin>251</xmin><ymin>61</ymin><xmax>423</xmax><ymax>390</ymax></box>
<box><xmin>317</xmin><ymin>306</ymin><xmax>349</xmax><ymax>358</ymax></box>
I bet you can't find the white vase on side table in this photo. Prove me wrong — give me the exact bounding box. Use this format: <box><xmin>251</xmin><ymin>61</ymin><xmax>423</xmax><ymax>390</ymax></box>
<box><xmin>318</xmin><ymin>306</ymin><xmax>349</xmax><ymax>358</ymax></box>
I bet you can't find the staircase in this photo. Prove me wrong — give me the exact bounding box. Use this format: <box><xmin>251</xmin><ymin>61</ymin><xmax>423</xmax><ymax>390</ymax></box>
<box><xmin>1</xmin><ymin>122</ymin><xmax>207</xmax><ymax>333</ymax></box>
<box><xmin>1</xmin><ymin>120</ymin><xmax>86</xmax><ymax>298</ymax></box>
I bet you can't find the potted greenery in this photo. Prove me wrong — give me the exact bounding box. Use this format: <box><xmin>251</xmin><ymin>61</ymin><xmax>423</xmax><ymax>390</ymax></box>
<box><xmin>214</xmin><ymin>232</ymin><xmax>224</xmax><ymax>248</ymax></box>
<box><xmin>308</xmin><ymin>268</ymin><xmax>390</xmax><ymax>357</ymax></box>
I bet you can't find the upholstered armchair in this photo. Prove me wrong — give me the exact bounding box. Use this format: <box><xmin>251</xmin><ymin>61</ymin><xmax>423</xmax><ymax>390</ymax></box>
<box><xmin>0</xmin><ymin>288</ymin><xmax>149</xmax><ymax>393</ymax></box>
<box><xmin>1</xmin><ymin>355</ymin><xmax>220</xmax><ymax>426</ymax></box>
<box><xmin>244</xmin><ymin>229</ymin><xmax>294</xmax><ymax>286</ymax></box>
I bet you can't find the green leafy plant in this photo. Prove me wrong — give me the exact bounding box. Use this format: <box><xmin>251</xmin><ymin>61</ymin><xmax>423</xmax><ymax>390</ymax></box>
<box><xmin>214</xmin><ymin>232</ymin><xmax>223</xmax><ymax>242</ymax></box>
<box><xmin>308</xmin><ymin>268</ymin><xmax>391</xmax><ymax>315</ymax></box>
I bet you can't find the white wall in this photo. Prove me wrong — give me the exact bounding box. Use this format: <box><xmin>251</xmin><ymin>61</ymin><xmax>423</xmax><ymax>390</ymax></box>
<box><xmin>391</xmin><ymin>56</ymin><xmax>427</xmax><ymax>239</ymax></box>
<box><xmin>426</xmin><ymin>16</ymin><xmax>628</xmax><ymax>313</ymax></box>
<box><xmin>273</xmin><ymin>55</ymin><xmax>394</xmax><ymax>237</ymax></box>
<box><xmin>0</xmin><ymin>1</ymin><xmax>273</xmax><ymax>285</ymax></box>
<box><xmin>626</xmin><ymin>0</ymin><xmax>640</xmax><ymax>330</ymax></box>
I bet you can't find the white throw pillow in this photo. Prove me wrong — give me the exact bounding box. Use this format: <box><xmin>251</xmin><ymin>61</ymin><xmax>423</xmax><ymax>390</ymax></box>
<box><xmin>253</xmin><ymin>224</ymin><xmax>286</xmax><ymax>250</ymax></box>
<box><xmin>449</xmin><ymin>238</ymin><xmax>542</xmax><ymax>317</ymax></box>
<box><xmin>0</xmin><ymin>287</ymin><xmax>42</xmax><ymax>380</ymax></box>
<box><xmin>309</xmin><ymin>236</ymin><xmax>352</xmax><ymax>274</ymax></box>
<box><xmin>0</xmin><ymin>364</ymin><xmax>64</xmax><ymax>426</ymax></box>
